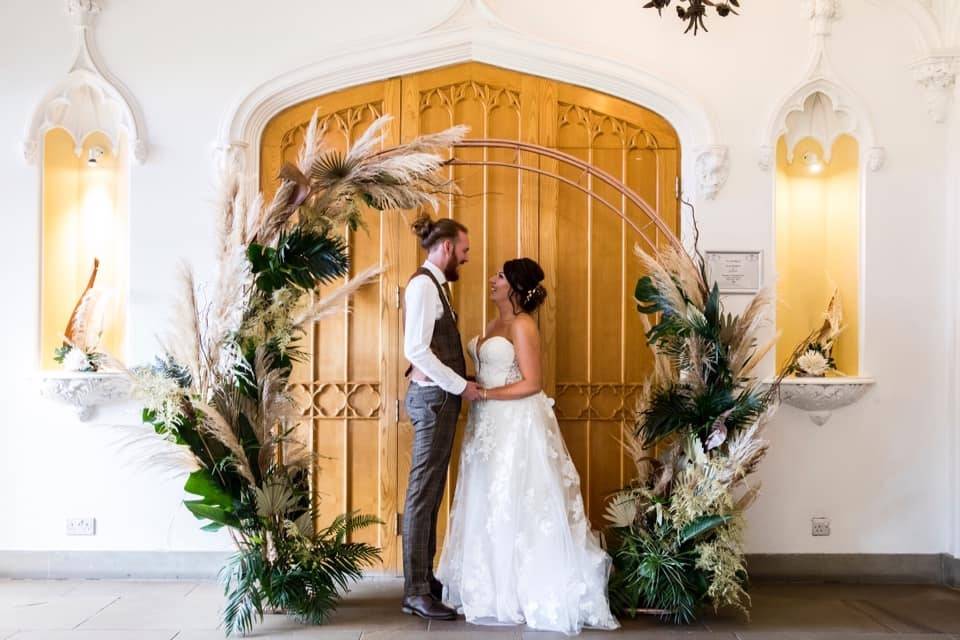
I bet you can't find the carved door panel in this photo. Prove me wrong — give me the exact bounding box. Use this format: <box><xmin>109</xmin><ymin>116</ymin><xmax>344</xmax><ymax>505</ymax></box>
<box><xmin>546</xmin><ymin>84</ymin><xmax>680</xmax><ymax>529</ymax></box>
<box><xmin>260</xmin><ymin>78</ymin><xmax>404</xmax><ymax>570</ymax></box>
<box><xmin>259</xmin><ymin>63</ymin><xmax>680</xmax><ymax>573</ymax></box>
<box><xmin>397</xmin><ymin>63</ymin><xmax>538</xmax><ymax>564</ymax></box>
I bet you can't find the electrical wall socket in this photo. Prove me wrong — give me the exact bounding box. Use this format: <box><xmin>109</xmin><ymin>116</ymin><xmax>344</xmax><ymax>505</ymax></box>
<box><xmin>66</xmin><ymin>517</ymin><xmax>96</xmax><ymax>536</ymax></box>
<box><xmin>811</xmin><ymin>517</ymin><xmax>830</xmax><ymax>537</ymax></box>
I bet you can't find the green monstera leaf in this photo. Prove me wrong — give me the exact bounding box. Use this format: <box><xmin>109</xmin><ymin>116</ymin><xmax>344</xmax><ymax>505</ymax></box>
<box><xmin>183</xmin><ymin>469</ymin><xmax>240</xmax><ymax>531</ymax></box>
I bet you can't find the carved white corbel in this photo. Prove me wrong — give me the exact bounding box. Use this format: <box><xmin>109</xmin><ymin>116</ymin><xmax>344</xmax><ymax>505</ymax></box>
<box><xmin>40</xmin><ymin>372</ymin><xmax>132</xmax><ymax>422</ymax></box>
<box><xmin>694</xmin><ymin>146</ymin><xmax>729</xmax><ymax>200</ymax></box>
<box><xmin>866</xmin><ymin>146</ymin><xmax>885</xmax><ymax>172</ymax></box>
<box><xmin>23</xmin><ymin>0</ymin><xmax>148</xmax><ymax>165</ymax></box>
<box><xmin>911</xmin><ymin>55</ymin><xmax>958</xmax><ymax>124</ymax></box>
<box><xmin>805</xmin><ymin>0</ymin><xmax>841</xmax><ymax>37</ymax></box>
<box><xmin>773</xmin><ymin>377</ymin><xmax>875</xmax><ymax>426</ymax></box>
<box><xmin>867</xmin><ymin>0</ymin><xmax>960</xmax><ymax>123</ymax></box>
<box><xmin>214</xmin><ymin>142</ymin><xmax>248</xmax><ymax>176</ymax></box>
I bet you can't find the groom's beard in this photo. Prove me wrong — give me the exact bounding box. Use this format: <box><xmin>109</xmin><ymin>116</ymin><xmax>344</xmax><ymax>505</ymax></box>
<box><xmin>443</xmin><ymin>255</ymin><xmax>461</xmax><ymax>282</ymax></box>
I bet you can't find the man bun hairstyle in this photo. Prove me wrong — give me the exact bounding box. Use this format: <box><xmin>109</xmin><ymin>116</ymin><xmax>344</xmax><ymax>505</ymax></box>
<box><xmin>503</xmin><ymin>257</ymin><xmax>547</xmax><ymax>313</ymax></box>
<box><xmin>411</xmin><ymin>213</ymin><xmax>468</xmax><ymax>251</ymax></box>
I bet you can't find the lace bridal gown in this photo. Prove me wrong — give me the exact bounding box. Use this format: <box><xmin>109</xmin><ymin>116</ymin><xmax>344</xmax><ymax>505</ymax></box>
<box><xmin>436</xmin><ymin>335</ymin><xmax>619</xmax><ymax>635</ymax></box>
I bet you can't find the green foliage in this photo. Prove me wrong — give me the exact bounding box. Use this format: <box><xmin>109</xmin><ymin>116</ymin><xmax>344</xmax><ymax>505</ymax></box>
<box><xmin>221</xmin><ymin>496</ymin><xmax>382</xmax><ymax>636</ymax></box>
<box><xmin>142</xmin><ymin>219</ymin><xmax>378</xmax><ymax>636</ymax></box>
<box><xmin>608</xmin><ymin>239</ymin><xmax>773</xmax><ymax>624</ymax></box>
<box><xmin>609</xmin><ymin>526</ymin><xmax>705</xmax><ymax>624</ymax></box>
<box><xmin>678</xmin><ymin>514</ymin><xmax>732</xmax><ymax>545</ymax></box>
<box><xmin>53</xmin><ymin>344</ymin><xmax>71</xmax><ymax>364</ymax></box>
<box><xmin>248</xmin><ymin>228</ymin><xmax>348</xmax><ymax>294</ymax></box>
<box><xmin>183</xmin><ymin>469</ymin><xmax>240</xmax><ymax>531</ymax></box>
<box><xmin>634</xmin><ymin>268</ymin><xmax>765</xmax><ymax>447</ymax></box>
<box><xmin>132</xmin><ymin>119</ymin><xmax>463</xmax><ymax>636</ymax></box>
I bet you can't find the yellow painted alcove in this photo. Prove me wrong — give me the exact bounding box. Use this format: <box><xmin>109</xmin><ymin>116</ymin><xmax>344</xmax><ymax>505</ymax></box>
<box><xmin>40</xmin><ymin>128</ymin><xmax>129</xmax><ymax>369</ymax></box>
<box><xmin>775</xmin><ymin>134</ymin><xmax>859</xmax><ymax>375</ymax></box>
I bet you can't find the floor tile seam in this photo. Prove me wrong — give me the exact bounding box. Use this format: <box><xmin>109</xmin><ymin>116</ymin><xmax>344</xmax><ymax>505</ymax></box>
<box><xmin>839</xmin><ymin>598</ymin><xmax>903</xmax><ymax>633</ymax></box>
<box><xmin>845</xmin><ymin>597</ymin><xmax>940</xmax><ymax>634</ymax></box>
<box><xmin>71</xmin><ymin>595</ymin><xmax>121</xmax><ymax>630</ymax></box>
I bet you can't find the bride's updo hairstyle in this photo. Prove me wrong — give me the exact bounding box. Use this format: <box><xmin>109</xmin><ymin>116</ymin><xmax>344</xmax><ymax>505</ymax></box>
<box><xmin>503</xmin><ymin>258</ymin><xmax>547</xmax><ymax>314</ymax></box>
<box><xmin>411</xmin><ymin>213</ymin><xmax>468</xmax><ymax>250</ymax></box>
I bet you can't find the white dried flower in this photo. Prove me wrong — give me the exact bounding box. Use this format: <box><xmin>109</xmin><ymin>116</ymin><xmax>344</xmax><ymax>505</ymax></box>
<box><xmin>797</xmin><ymin>349</ymin><xmax>829</xmax><ymax>376</ymax></box>
<box><xmin>603</xmin><ymin>494</ymin><xmax>638</xmax><ymax>528</ymax></box>
<box><xmin>63</xmin><ymin>347</ymin><xmax>93</xmax><ymax>372</ymax></box>
<box><xmin>131</xmin><ymin>367</ymin><xmax>185</xmax><ymax>429</ymax></box>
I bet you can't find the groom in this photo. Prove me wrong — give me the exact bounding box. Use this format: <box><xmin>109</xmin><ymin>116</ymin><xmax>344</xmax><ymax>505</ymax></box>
<box><xmin>401</xmin><ymin>215</ymin><xmax>480</xmax><ymax>620</ymax></box>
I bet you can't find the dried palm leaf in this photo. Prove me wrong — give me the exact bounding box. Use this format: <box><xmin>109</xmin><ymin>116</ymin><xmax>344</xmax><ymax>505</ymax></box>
<box><xmin>345</xmin><ymin>115</ymin><xmax>392</xmax><ymax>164</ymax></box>
<box><xmin>255</xmin><ymin>179</ymin><xmax>300</xmax><ymax>246</ymax></box>
<box><xmin>164</xmin><ymin>265</ymin><xmax>202</xmax><ymax>393</ymax></box>
<box><xmin>815</xmin><ymin>287</ymin><xmax>843</xmax><ymax>346</ymax></box>
<box><xmin>721</xmin><ymin>420</ymin><xmax>769</xmax><ymax>486</ymax></box>
<box><xmin>64</xmin><ymin>258</ymin><xmax>100</xmax><ymax>347</ymax></box>
<box><xmin>297</xmin><ymin>110</ymin><xmax>324</xmax><ymax>175</ymax></box>
<box><xmin>292</xmin><ymin>265</ymin><xmax>384</xmax><ymax>328</ymax></box>
<box><xmin>254</xmin><ymin>482</ymin><xmax>297</xmax><ymax>519</ymax></box>
<box><xmin>734</xmin><ymin>484</ymin><xmax>761</xmax><ymax>511</ymax></box>
<box><xmin>634</xmin><ymin>245</ymin><xmax>688</xmax><ymax>318</ymax></box>
<box><xmin>657</xmin><ymin>244</ymin><xmax>707</xmax><ymax>309</ymax></box>
<box><xmin>604</xmin><ymin>494</ymin><xmax>639</xmax><ymax>528</ymax></box>
<box><xmin>195</xmin><ymin>400</ymin><xmax>256</xmax><ymax>486</ymax></box>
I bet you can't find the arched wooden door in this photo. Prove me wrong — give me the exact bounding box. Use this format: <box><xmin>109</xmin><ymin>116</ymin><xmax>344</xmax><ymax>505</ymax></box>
<box><xmin>260</xmin><ymin>62</ymin><xmax>680</xmax><ymax>573</ymax></box>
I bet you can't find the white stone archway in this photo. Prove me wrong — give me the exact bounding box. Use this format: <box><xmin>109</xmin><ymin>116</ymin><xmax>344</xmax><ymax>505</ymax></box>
<box><xmin>216</xmin><ymin>0</ymin><xmax>727</xmax><ymax>200</ymax></box>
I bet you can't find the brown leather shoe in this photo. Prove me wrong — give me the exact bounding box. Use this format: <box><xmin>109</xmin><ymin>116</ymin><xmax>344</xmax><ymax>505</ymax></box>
<box><xmin>401</xmin><ymin>594</ymin><xmax>457</xmax><ymax>620</ymax></box>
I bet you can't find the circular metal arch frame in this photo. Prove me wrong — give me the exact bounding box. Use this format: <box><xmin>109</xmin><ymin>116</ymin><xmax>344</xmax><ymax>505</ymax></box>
<box><xmin>450</xmin><ymin>138</ymin><xmax>683</xmax><ymax>255</ymax></box>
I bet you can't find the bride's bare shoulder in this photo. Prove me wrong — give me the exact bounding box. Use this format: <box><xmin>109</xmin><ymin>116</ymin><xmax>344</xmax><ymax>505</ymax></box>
<box><xmin>510</xmin><ymin>313</ymin><xmax>539</xmax><ymax>339</ymax></box>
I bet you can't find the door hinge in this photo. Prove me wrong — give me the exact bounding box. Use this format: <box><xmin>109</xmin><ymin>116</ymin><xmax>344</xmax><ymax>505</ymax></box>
<box><xmin>395</xmin><ymin>285</ymin><xmax>402</xmax><ymax>310</ymax></box>
<box><xmin>396</xmin><ymin>512</ymin><xmax>403</xmax><ymax>536</ymax></box>
<box><xmin>675</xmin><ymin>176</ymin><xmax>681</xmax><ymax>200</ymax></box>
<box><xmin>395</xmin><ymin>399</ymin><xmax>401</xmax><ymax>423</ymax></box>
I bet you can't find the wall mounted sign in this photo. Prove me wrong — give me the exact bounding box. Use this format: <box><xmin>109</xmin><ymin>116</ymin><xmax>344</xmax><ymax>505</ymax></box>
<box><xmin>705</xmin><ymin>250</ymin><xmax>762</xmax><ymax>294</ymax></box>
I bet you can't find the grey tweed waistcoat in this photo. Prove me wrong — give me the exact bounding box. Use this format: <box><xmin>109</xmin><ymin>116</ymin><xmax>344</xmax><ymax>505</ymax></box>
<box><xmin>406</xmin><ymin>267</ymin><xmax>467</xmax><ymax>381</ymax></box>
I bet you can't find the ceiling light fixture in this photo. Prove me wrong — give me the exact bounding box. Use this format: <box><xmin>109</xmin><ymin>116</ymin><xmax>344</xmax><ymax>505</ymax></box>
<box><xmin>643</xmin><ymin>0</ymin><xmax>741</xmax><ymax>35</ymax></box>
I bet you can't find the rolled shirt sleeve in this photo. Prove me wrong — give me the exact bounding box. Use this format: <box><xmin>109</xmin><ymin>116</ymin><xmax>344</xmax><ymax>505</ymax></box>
<box><xmin>403</xmin><ymin>275</ymin><xmax>468</xmax><ymax>395</ymax></box>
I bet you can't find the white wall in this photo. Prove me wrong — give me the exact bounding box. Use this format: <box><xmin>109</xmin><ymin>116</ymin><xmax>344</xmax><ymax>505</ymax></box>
<box><xmin>948</xmin><ymin>97</ymin><xmax>960</xmax><ymax>560</ymax></box>
<box><xmin>0</xmin><ymin>0</ymin><xmax>954</xmax><ymax>557</ymax></box>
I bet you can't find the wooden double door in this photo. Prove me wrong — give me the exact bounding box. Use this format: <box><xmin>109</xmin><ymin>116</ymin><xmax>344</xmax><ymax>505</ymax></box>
<box><xmin>260</xmin><ymin>63</ymin><xmax>680</xmax><ymax>573</ymax></box>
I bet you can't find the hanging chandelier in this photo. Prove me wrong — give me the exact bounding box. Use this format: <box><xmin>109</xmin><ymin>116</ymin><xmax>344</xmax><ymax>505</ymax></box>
<box><xmin>644</xmin><ymin>0</ymin><xmax>741</xmax><ymax>35</ymax></box>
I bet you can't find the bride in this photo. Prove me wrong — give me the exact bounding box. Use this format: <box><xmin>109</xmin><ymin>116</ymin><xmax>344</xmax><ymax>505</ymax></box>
<box><xmin>436</xmin><ymin>257</ymin><xmax>619</xmax><ymax>635</ymax></box>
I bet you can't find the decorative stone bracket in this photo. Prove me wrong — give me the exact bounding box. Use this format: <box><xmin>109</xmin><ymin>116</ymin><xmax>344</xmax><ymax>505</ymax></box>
<box><xmin>694</xmin><ymin>145</ymin><xmax>729</xmax><ymax>200</ymax></box>
<box><xmin>770</xmin><ymin>376</ymin><xmax>875</xmax><ymax>426</ymax></box>
<box><xmin>911</xmin><ymin>56</ymin><xmax>959</xmax><ymax>124</ymax></box>
<box><xmin>39</xmin><ymin>371</ymin><xmax>132</xmax><ymax>422</ymax></box>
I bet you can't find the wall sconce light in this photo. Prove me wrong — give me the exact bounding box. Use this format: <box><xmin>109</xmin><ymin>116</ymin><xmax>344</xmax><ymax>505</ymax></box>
<box><xmin>801</xmin><ymin>150</ymin><xmax>823</xmax><ymax>174</ymax></box>
<box><xmin>87</xmin><ymin>146</ymin><xmax>105</xmax><ymax>166</ymax></box>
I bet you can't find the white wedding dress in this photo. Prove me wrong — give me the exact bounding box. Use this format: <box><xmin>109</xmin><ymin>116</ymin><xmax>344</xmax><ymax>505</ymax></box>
<box><xmin>436</xmin><ymin>335</ymin><xmax>619</xmax><ymax>635</ymax></box>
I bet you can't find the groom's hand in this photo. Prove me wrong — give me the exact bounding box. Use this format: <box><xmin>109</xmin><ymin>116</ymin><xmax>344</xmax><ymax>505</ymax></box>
<box><xmin>462</xmin><ymin>381</ymin><xmax>482</xmax><ymax>402</ymax></box>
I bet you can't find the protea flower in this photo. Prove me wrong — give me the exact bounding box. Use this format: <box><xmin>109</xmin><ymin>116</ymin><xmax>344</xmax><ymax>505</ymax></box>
<box><xmin>797</xmin><ymin>349</ymin><xmax>830</xmax><ymax>377</ymax></box>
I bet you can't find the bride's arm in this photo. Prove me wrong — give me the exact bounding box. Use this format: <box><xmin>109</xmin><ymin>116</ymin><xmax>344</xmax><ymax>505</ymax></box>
<box><xmin>482</xmin><ymin>315</ymin><xmax>542</xmax><ymax>401</ymax></box>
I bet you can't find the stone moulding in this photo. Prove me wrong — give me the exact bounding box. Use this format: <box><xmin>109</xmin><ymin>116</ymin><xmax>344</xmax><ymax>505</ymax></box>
<box><xmin>39</xmin><ymin>371</ymin><xmax>132</xmax><ymax>422</ymax></box>
<box><xmin>769</xmin><ymin>376</ymin><xmax>876</xmax><ymax>426</ymax></box>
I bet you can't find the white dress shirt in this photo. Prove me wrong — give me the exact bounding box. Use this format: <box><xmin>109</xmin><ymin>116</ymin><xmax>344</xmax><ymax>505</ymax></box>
<box><xmin>404</xmin><ymin>260</ymin><xmax>468</xmax><ymax>395</ymax></box>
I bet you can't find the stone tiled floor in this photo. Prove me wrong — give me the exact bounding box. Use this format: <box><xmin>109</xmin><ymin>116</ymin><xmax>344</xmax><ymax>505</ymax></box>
<box><xmin>0</xmin><ymin>577</ymin><xmax>958</xmax><ymax>639</ymax></box>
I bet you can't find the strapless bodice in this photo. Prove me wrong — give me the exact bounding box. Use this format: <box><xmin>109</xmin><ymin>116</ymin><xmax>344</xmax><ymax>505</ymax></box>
<box><xmin>468</xmin><ymin>335</ymin><xmax>523</xmax><ymax>389</ymax></box>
